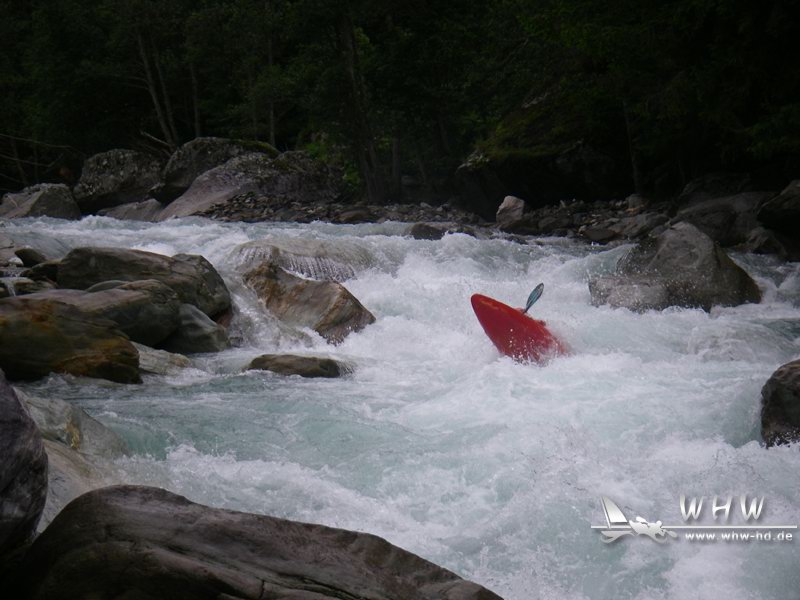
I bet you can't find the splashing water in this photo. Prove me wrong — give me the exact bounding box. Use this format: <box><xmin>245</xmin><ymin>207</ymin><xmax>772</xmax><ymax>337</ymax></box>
<box><xmin>11</xmin><ymin>216</ymin><xmax>800</xmax><ymax>600</ymax></box>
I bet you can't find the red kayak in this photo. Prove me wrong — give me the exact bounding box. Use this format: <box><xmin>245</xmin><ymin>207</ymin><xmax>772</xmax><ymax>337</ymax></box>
<box><xmin>471</xmin><ymin>294</ymin><xmax>567</xmax><ymax>363</ymax></box>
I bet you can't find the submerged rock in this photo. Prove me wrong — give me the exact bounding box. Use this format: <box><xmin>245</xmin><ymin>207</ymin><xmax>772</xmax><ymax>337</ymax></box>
<box><xmin>247</xmin><ymin>354</ymin><xmax>351</xmax><ymax>378</ymax></box>
<box><xmin>0</xmin><ymin>184</ymin><xmax>80</xmax><ymax>220</ymax></box>
<box><xmin>159</xmin><ymin>304</ymin><xmax>230</xmax><ymax>354</ymax></box>
<box><xmin>0</xmin><ymin>371</ymin><xmax>48</xmax><ymax>558</ymax></box>
<box><xmin>55</xmin><ymin>247</ymin><xmax>231</xmax><ymax>318</ymax></box>
<box><xmin>589</xmin><ymin>222</ymin><xmax>761</xmax><ymax>312</ymax></box>
<box><xmin>761</xmin><ymin>359</ymin><xmax>800</xmax><ymax>447</ymax></box>
<box><xmin>245</xmin><ymin>261</ymin><xmax>375</xmax><ymax>343</ymax></box>
<box><xmin>98</xmin><ymin>198</ymin><xmax>164</xmax><ymax>221</ymax></box>
<box><xmin>73</xmin><ymin>149</ymin><xmax>162</xmax><ymax>213</ymax></box>
<box><xmin>17</xmin><ymin>485</ymin><xmax>501</xmax><ymax>600</ymax></box>
<box><xmin>0</xmin><ymin>297</ymin><xmax>140</xmax><ymax>383</ymax></box>
<box><xmin>232</xmin><ymin>237</ymin><xmax>374</xmax><ymax>281</ymax></box>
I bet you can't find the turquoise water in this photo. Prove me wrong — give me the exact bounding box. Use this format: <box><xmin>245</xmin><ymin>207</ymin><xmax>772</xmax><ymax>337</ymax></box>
<box><xmin>11</xmin><ymin>216</ymin><xmax>800</xmax><ymax>600</ymax></box>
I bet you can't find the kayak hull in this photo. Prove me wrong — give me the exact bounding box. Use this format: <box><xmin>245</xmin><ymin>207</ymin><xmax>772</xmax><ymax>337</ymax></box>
<box><xmin>471</xmin><ymin>293</ymin><xmax>566</xmax><ymax>363</ymax></box>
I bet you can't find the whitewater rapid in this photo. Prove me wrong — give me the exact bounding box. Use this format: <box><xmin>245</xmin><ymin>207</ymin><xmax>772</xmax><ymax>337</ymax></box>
<box><xmin>9</xmin><ymin>216</ymin><xmax>800</xmax><ymax>600</ymax></box>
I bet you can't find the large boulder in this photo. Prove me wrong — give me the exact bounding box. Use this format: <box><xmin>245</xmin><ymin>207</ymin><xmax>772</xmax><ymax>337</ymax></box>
<box><xmin>671</xmin><ymin>192</ymin><xmax>772</xmax><ymax>246</ymax></box>
<box><xmin>24</xmin><ymin>280</ymin><xmax>182</xmax><ymax>346</ymax></box>
<box><xmin>0</xmin><ymin>184</ymin><xmax>80</xmax><ymax>220</ymax></box>
<box><xmin>589</xmin><ymin>222</ymin><xmax>762</xmax><ymax>311</ymax></box>
<box><xmin>159</xmin><ymin>304</ymin><xmax>230</xmax><ymax>354</ymax></box>
<box><xmin>97</xmin><ymin>198</ymin><xmax>164</xmax><ymax>221</ymax></box>
<box><xmin>494</xmin><ymin>195</ymin><xmax>538</xmax><ymax>234</ymax></box>
<box><xmin>16</xmin><ymin>485</ymin><xmax>501</xmax><ymax>600</ymax></box>
<box><xmin>133</xmin><ymin>343</ymin><xmax>191</xmax><ymax>376</ymax></box>
<box><xmin>247</xmin><ymin>354</ymin><xmax>351</xmax><ymax>378</ymax></box>
<box><xmin>675</xmin><ymin>172</ymin><xmax>753</xmax><ymax>207</ymax></box>
<box><xmin>761</xmin><ymin>359</ymin><xmax>800</xmax><ymax>447</ymax></box>
<box><xmin>158</xmin><ymin>151</ymin><xmax>342</xmax><ymax>220</ymax></box>
<box><xmin>233</xmin><ymin>237</ymin><xmax>374</xmax><ymax>281</ymax></box>
<box><xmin>73</xmin><ymin>149</ymin><xmax>162</xmax><ymax>214</ymax></box>
<box><xmin>0</xmin><ymin>297</ymin><xmax>140</xmax><ymax>383</ymax></box>
<box><xmin>154</xmin><ymin>137</ymin><xmax>277</xmax><ymax>202</ymax></box>
<box><xmin>758</xmin><ymin>180</ymin><xmax>800</xmax><ymax>240</ymax></box>
<box><xmin>55</xmin><ymin>247</ymin><xmax>231</xmax><ymax>318</ymax></box>
<box><xmin>0</xmin><ymin>371</ymin><xmax>48</xmax><ymax>558</ymax></box>
<box><xmin>245</xmin><ymin>261</ymin><xmax>375</xmax><ymax>343</ymax></box>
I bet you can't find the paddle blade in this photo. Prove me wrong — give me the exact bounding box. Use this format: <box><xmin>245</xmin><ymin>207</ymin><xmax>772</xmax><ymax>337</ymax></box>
<box><xmin>523</xmin><ymin>283</ymin><xmax>544</xmax><ymax>314</ymax></box>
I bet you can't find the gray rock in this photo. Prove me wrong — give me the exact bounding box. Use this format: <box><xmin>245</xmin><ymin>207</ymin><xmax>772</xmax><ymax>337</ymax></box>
<box><xmin>672</xmin><ymin>192</ymin><xmax>771</xmax><ymax>246</ymax></box>
<box><xmin>0</xmin><ymin>231</ymin><xmax>69</xmax><ymax>268</ymax></box>
<box><xmin>159</xmin><ymin>151</ymin><xmax>341</xmax><ymax>220</ymax></box>
<box><xmin>98</xmin><ymin>198</ymin><xmax>164</xmax><ymax>221</ymax></box>
<box><xmin>56</xmin><ymin>247</ymin><xmax>231</xmax><ymax>318</ymax></box>
<box><xmin>247</xmin><ymin>354</ymin><xmax>351</xmax><ymax>378</ymax></box>
<box><xmin>14</xmin><ymin>388</ymin><xmax>128</xmax><ymax>458</ymax></box>
<box><xmin>758</xmin><ymin>180</ymin><xmax>800</xmax><ymax>239</ymax></box>
<box><xmin>0</xmin><ymin>184</ymin><xmax>79</xmax><ymax>220</ymax></box>
<box><xmin>232</xmin><ymin>238</ymin><xmax>374</xmax><ymax>282</ymax></box>
<box><xmin>18</xmin><ymin>485</ymin><xmax>502</xmax><ymax>600</ymax></box>
<box><xmin>159</xmin><ymin>304</ymin><xmax>230</xmax><ymax>354</ymax></box>
<box><xmin>0</xmin><ymin>297</ymin><xmax>140</xmax><ymax>383</ymax></box>
<box><xmin>589</xmin><ymin>276</ymin><xmax>670</xmax><ymax>311</ymax></box>
<box><xmin>0</xmin><ymin>277</ymin><xmax>55</xmax><ymax>298</ymax></box>
<box><xmin>676</xmin><ymin>172</ymin><xmax>753</xmax><ymax>206</ymax></box>
<box><xmin>245</xmin><ymin>261</ymin><xmax>375</xmax><ymax>344</ymax></box>
<box><xmin>0</xmin><ymin>371</ymin><xmax>48</xmax><ymax>559</ymax></box>
<box><xmin>581</xmin><ymin>226</ymin><xmax>617</xmax><ymax>243</ymax></box>
<box><xmin>14</xmin><ymin>247</ymin><xmax>48</xmax><ymax>267</ymax></box>
<box><xmin>38</xmin><ymin>439</ymin><xmax>116</xmax><ymax>534</ymax></box>
<box><xmin>761</xmin><ymin>359</ymin><xmax>800</xmax><ymax>447</ymax></box>
<box><xmin>133</xmin><ymin>343</ymin><xmax>191</xmax><ymax>376</ymax></box>
<box><xmin>743</xmin><ymin>227</ymin><xmax>800</xmax><ymax>261</ymax></box>
<box><xmin>25</xmin><ymin>280</ymin><xmax>182</xmax><ymax>347</ymax></box>
<box><xmin>73</xmin><ymin>149</ymin><xmax>163</xmax><ymax>213</ymax></box>
<box><xmin>589</xmin><ymin>223</ymin><xmax>761</xmax><ymax>312</ymax></box>
<box><xmin>495</xmin><ymin>195</ymin><xmax>527</xmax><ymax>232</ymax></box>
<box><xmin>155</xmin><ymin>137</ymin><xmax>277</xmax><ymax>202</ymax></box>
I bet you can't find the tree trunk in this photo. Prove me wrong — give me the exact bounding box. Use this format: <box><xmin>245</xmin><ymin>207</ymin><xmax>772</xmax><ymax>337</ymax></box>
<box><xmin>623</xmin><ymin>100</ymin><xmax>643</xmax><ymax>194</ymax></box>
<box><xmin>337</xmin><ymin>12</ymin><xmax>385</xmax><ymax>203</ymax></box>
<box><xmin>137</xmin><ymin>32</ymin><xmax>176</xmax><ymax>149</ymax></box>
<box><xmin>190</xmin><ymin>62</ymin><xmax>202</xmax><ymax>138</ymax></box>
<box><xmin>150</xmin><ymin>36</ymin><xmax>179</xmax><ymax>147</ymax></box>
<box><xmin>391</xmin><ymin>137</ymin><xmax>402</xmax><ymax>198</ymax></box>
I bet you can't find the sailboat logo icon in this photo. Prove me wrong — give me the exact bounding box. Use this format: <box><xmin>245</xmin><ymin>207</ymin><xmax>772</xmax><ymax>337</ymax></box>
<box><xmin>595</xmin><ymin>496</ymin><xmax>678</xmax><ymax>543</ymax></box>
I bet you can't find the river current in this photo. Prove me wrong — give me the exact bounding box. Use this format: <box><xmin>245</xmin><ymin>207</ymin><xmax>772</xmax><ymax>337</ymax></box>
<box><xmin>8</xmin><ymin>216</ymin><xmax>800</xmax><ymax>599</ymax></box>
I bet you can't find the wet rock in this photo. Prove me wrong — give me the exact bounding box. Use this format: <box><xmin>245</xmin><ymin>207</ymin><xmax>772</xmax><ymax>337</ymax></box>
<box><xmin>0</xmin><ymin>277</ymin><xmax>55</xmax><ymax>298</ymax></box>
<box><xmin>758</xmin><ymin>180</ymin><xmax>800</xmax><ymax>239</ymax></box>
<box><xmin>610</xmin><ymin>212</ymin><xmax>669</xmax><ymax>239</ymax></box>
<box><xmin>245</xmin><ymin>261</ymin><xmax>375</xmax><ymax>344</ymax></box>
<box><xmin>14</xmin><ymin>247</ymin><xmax>48</xmax><ymax>267</ymax></box>
<box><xmin>38</xmin><ymin>439</ymin><xmax>115</xmax><ymax>534</ymax></box>
<box><xmin>0</xmin><ymin>370</ymin><xmax>48</xmax><ymax>558</ymax></box>
<box><xmin>133</xmin><ymin>342</ymin><xmax>191</xmax><ymax>375</ymax></box>
<box><xmin>232</xmin><ymin>238</ymin><xmax>374</xmax><ymax>281</ymax></box>
<box><xmin>581</xmin><ymin>226</ymin><xmax>617</xmax><ymax>243</ymax></box>
<box><xmin>73</xmin><ymin>149</ymin><xmax>163</xmax><ymax>213</ymax></box>
<box><xmin>676</xmin><ymin>172</ymin><xmax>753</xmax><ymax>207</ymax></box>
<box><xmin>495</xmin><ymin>195</ymin><xmax>527</xmax><ymax>232</ymax></box>
<box><xmin>589</xmin><ymin>222</ymin><xmax>761</xmax><ymax>312</ymax></box>
<box><xmin>98</xmin><ymin>198</ymin><xmax>164</xmax><ymax>221</ymax></box>
<box><xmin>158</xmin><ymin>151</ymin><xmax>342</xmax><ymax>220</ymax></box>
<box><xmin>0</xmin><ymin>184</ymin><xmax>80</xmax><ymax>220</ymax></box>
<box><xmin>0</xmin><ymin>297</ymin><xmax>140</xmax><ymax>383</ymax></box>
<box><xmin>17</xmin><ymin>485</ymin><xmax>501</xmax><ymax>600</ymax></box>
<box><xmin>25</xmin><ymin>280</ymin><xmax>182</xmax><ymax>346</ymax></box>
<box><xmin>672</xmin><ymin>192</ymin><xmax>771</xmax><ymax>246</ymax></box>
<box><xmin>743</xmin><ymin>227</ymin><xmax>800</xmax><ymax>261</ymax></box>
<box><xmin>56</xmin><ymin>247</ymin><xmax>231</xmax><ymax>318</ymax></box>
<box><xmin>14</xmin><ymin>388</ymin><xmax>128</xmax><ymax>458</ymax></box>
<box><xmin>154</xmin><ymin>137</ymin><xmax>277</xmax><ymax>203</ymax></box>
<box><xmin>247</xmin><ymin>354</ymin><xmax>351</xmax><ymax>378</ymax></box>
<box><xmin>334</xmin><ymin>207</ymin><xmax>375</xmax><ymax>224</ymax></box>
<box><xmin>761</xmin><ymin>359</ymin><xmax>800</xmax><ymax>447</ymax></box>
<box><xmin>159</xmin><ymin>304</ymin><xmax>230</xmax><ymax>354</ymax></box>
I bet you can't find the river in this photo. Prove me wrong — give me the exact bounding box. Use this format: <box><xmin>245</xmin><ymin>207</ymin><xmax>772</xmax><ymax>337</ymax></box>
<box><xmin>8</xmin><ymin>215</ymin><xmax>800</xmax><ymax>599</ymax></box>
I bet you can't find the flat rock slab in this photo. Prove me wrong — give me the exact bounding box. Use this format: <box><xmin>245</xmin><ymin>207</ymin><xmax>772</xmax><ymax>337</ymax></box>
<box><xmin>247</xmin><ymin>354</ymin><xmax>351</xmax><ymax>378</ymax></box>
<box><xmin>17</xmin><ymin>485</ymin><xmax>502</xmax><ymax>600</ymax></box>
